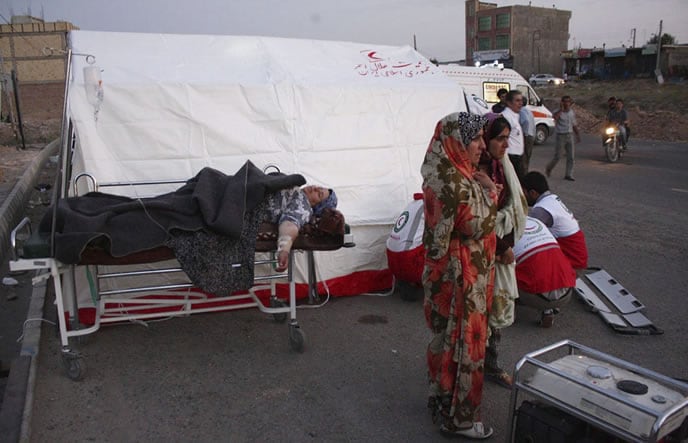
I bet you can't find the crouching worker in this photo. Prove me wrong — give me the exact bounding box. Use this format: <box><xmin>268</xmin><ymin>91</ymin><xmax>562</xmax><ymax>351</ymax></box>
<box><xmin>522</xmin><ymin>171</ymin><xmax>588</xmax><ymax>270</ymax></box>
<box><xmin>264</xmin><ymin>185</ymin><xmax>337</xmax><ymax>272</ymax></box>
<box><xmin>514</xmin><ymin>216</ymin><xmax>577</xmax><ymax>327</ymax></box>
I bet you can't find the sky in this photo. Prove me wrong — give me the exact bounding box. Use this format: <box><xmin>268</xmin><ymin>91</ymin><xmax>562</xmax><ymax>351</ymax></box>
<box><xmin>1</xmin><ymin>0</ymin><xmax>686</xmax><ymax>62</ymax></box>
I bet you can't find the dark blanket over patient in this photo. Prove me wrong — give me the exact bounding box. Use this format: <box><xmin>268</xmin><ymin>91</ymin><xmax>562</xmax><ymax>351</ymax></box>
<box><xmin>41</xmin><ymin>161</ymin><xmax>306</xmax><ymax>264</ymax></box>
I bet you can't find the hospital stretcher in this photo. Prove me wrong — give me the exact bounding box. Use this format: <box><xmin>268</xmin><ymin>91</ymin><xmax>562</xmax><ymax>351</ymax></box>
<box><xmin>9</xmin><ymin>174</ymin><xmax>350</xmax><ymax>381</ymax></box>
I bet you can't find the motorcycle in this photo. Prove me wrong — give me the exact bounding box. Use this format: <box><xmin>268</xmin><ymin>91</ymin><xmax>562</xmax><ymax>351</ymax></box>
<box><xmin>603</xmin><ymin>123</ymin><xmax>626</xmax><ymax>162</ymax></box>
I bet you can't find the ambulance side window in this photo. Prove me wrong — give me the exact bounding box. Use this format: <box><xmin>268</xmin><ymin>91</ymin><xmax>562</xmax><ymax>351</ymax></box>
<box><xmin>518</xmin><ymin>84</ymin><xmax>540</xmax><ymax>106</ymax></box>
<box><xmin>482</xmin><ymin>81</ymin><xmax>510</xmax><ymax>103</ymax></box>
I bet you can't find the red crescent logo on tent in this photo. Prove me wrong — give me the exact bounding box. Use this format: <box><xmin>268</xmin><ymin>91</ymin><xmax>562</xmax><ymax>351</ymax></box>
<box><xmin>367</xmin><ymin>51</ymin><xmax>383</xmax><ymax>61</ymax></box>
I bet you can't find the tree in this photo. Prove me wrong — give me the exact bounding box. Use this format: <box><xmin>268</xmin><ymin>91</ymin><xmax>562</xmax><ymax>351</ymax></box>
<box><xmin>647</xmin><ymin>33</ymin><xmax>677</xmax><ymax>46</ymax></box>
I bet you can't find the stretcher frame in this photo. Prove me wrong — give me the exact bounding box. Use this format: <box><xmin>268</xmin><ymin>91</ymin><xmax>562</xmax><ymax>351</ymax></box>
<box><xmin>574</xmin><ymin>268</ymin><xmax>663</xmax><ymax>335</ymax></box>
<box><xmin>8</xmin><ymin>48</ymin><xmax>347</xmax><ymax>380</ymax></box>
<box><xmin>10</xmin><ymin>199</ymin><xmax>329</xmax><ymax>381</ymax></box>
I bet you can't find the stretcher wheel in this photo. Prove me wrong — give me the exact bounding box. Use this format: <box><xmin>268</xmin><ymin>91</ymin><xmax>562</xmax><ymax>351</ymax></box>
<box><xmin>62</xmin><ymin>352</ymin><xmax>85</xmax><ymax>381</ymax></box>
<box><xmin>288</xmin><ymin>324</ymin><xmax>305</xmax><ymax>353</ymax></box>
<box><xmin>271</xmin><ymin>298</ymin><xmax>288</xmax><ymax>323</ymax></box>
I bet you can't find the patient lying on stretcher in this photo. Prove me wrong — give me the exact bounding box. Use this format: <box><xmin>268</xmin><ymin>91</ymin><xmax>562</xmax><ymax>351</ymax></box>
<box><xmin>266</xmin><ymin>185</ymin><xmax>338</xmax><ymax>272</ymax></box>
<box><xmin>40</xmin><ymin>162</ymin><xmax>341</xmax><ymax>296</ymax></box>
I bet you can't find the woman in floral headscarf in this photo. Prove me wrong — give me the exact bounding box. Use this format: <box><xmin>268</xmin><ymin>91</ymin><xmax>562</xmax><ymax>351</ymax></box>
<box><xmin>478</xmin><ymin>113</ymin><xmax>528</xmax><ymax>389</ymax></box>
<box><xmin>421</xmin><ymin>112</ymin><xmax>498</xmax><ymax>439</ymax></box>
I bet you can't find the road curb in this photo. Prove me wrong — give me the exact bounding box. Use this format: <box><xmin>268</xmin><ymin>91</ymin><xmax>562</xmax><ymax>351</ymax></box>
<box><xmin>0</xmin><ymin>138</ymin><xmax>59</xmax><ymax>443</ymax></box>
<box><xmin>0</xmin><ymin>139</ymin><xmax>59</xmax><ymax>267</ymax></box>
<box><xmin>19</xmin><ymin>277</ymin><xmax>49</xmax><ymax>442</ymax></box>
<box><xmin>0</xmin><ymin>356</ymin><xmax>30</xmax><ymax>442</ymax></box>
<box><xmin>0</xmin><ymin>277</ymin><xmax>49</xmax><ymax>443</ymax></box>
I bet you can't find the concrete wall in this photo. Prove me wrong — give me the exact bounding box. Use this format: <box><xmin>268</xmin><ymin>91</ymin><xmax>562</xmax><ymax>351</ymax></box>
<box><xmin>0</xmin><ymin>19</ymin><xmax>74</xmax><ymax>84</ymax></box>
<box><xmin>666</xmin><ymin>45</ymin><xmax>688</xmax><ymax>77</ymax></box>
<box><xmin>511</xmin><ymin>6</ymin><xmax>570</xmax><ymax>77</ymax></box>
<box><xmin>0</xmin><ymin>20</ymin><xmax>76</xmax><ymax>33</ymax></box>
<box><xmin>0</xmin><ymin>17</ymin><xmax>75</xmax><ymax>124</ymax></box>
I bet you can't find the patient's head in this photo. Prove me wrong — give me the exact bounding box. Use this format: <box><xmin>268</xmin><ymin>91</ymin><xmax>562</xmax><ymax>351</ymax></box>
<box><xmin>303</xmin><ymin>185</ymin><xmax>337</xmax><ymax>215</ymax></box>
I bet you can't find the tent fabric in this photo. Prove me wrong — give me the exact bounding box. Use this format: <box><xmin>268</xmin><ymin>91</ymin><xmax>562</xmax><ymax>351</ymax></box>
<box><xmin>66</xmin><ymin>30</ymin><xmax>466</xmax><ymax>294</ymax></box>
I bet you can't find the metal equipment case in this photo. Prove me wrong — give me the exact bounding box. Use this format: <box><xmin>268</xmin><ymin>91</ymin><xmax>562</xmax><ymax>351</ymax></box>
<box><xmin>507</xmin><ymin>340</ymin><xmax>688</xmax><ymax>442</ymax></box>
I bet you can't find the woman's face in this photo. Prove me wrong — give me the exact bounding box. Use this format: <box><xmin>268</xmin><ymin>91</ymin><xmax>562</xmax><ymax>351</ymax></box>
<box><xmin>488</xmin><ymin>127</ymin><xmax>510</xmax><ymax>159</ymax></box>
<box><xmin>466</xmin><ymin>129</ymin><xmax>486</xmax><ymax>167</ymax></box>
<box><xmin>303</xmin><ymin>185</ymin><xmax>329</xmax><ymax>207</ymax></box>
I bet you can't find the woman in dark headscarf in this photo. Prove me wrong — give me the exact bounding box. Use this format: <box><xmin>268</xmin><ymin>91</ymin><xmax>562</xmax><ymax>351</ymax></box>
<box><xmin>478</xmin><ymin>113</ymin><xmax>528</xmax><ymax>389</ymax></box>
<box><xmin>421</xmin><ymin>112</ymin><xmax>498</xmax><ymax>439</ymax></box>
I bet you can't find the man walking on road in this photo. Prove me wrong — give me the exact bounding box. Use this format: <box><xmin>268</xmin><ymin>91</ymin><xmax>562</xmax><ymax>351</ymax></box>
<box><xmin>546</xmin><ymin>95</ymin><xmax>580</xmax><ymax>181</ymax></box>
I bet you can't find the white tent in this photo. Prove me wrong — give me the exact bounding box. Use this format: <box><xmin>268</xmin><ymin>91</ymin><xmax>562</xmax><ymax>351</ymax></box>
<box><xmin>66</xmin><ymin>30</ymin><xmax>465</xmax><ymax>296</ymax></box>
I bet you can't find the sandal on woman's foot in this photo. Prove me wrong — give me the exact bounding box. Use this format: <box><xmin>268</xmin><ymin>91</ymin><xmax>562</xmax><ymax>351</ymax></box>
<box><xmin>440</xmin><ymin>422</ymin><xmax>494</xmax><ymax>440</ymax></box>
<box><xmin>485</xmin><ymin>370</ymin><xmax>513</xmax><ymax>389</ymax></box>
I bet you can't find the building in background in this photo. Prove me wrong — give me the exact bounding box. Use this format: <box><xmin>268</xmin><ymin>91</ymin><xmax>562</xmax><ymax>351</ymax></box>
<box><xmin>561</xmin><ymin>44</ymin><xmax>688</xmax><ymax>80</ymax></box>
<box><xmin>0</xmin><ymin>15</ymin><xmax>77</xmax><ymax>83</ymax></box>
<box><xmin>465</xmin><ymin>0</ymin><xmax>570</xmax><ymax>78</ymax></box>
<box><xmin>0</xmin><ymin>15</ymin><xmax>77</xmax><ymax>124</ymax></box>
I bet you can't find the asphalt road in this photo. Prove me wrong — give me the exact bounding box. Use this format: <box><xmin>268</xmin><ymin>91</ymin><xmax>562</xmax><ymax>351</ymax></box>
<box><xmin>0</xmin><ymin>153</ymin><xmax>57</xmax><ymax>405</ymax></box>
<box><xmin>19</xmin><ymin>134</ymin><xmax>688</xmax><ymax>441</ymax></box>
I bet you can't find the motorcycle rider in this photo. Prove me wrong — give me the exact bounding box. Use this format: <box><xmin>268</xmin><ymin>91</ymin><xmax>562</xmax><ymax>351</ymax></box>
<box><xmin>607</xmin><ymin>96</ymin><xmax>616</xmax><ymax>112</ymax></box>
<box><xmin>602</xmin><ymin>97</ymin><xmax>616</xmax><ymax>146</ymax></box>
<box><xmin>606</xmin><ymin>98</ymin><xmax>630</xmax><ymax>148</ymax></box>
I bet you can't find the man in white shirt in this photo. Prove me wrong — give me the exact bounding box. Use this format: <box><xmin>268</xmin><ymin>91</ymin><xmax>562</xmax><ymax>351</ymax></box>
<box><xmin>500</xmin><ymin>90</ymin><xmax>525</xmax><ymax>177</ymax></box>
<box><xmin>519</xmin><ymin>97</ymin><xmax>536</xmax><ymax>176</ymax></box>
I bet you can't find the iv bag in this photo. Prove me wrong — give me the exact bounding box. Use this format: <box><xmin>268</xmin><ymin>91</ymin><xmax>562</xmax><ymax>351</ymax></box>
<box><xmin>83</xmin><ymin>66</ymin><xmax>104</xmax><ymax>107</ymax></box>
<box><xmin>83</xmin><ymin>66</ymin><xmax>104</xmax><ymax>120</ymax></box>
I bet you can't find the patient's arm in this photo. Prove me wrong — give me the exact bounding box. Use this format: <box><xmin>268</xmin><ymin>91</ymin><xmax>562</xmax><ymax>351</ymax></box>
<box><xmin>276</xmin><ymin>220</ymin><xmax>299</xmax><ymax>272</ymax></box>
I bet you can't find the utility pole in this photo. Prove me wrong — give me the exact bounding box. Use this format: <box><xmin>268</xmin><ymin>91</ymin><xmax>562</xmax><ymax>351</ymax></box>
<box><xmin>531</xmin><ymin>30</ymin><xmax>540</xmax><ymax>75</ymax></box>
<box><xmin>0</xmin><ymin>52</ymin><xmax>18</xmax><ymax>136</ymax></box>
<box><xmin>655</xmin><ymin>20</ymin><xmax>663</xmax><ymax>83</ymax></box>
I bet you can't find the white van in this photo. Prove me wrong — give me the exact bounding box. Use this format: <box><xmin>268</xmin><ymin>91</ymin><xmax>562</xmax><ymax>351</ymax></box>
<box><xmin>440</xmin><ymin>64</ymin><xmax>555</xmax><ymax>144</ymax></box>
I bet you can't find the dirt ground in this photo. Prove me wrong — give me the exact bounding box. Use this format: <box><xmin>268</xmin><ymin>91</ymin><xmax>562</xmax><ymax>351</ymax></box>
<box><xmin>1</xmin><ymin>83</ymin><xmax>62</xmax><ymax>186</ymax></box>
<box><xmin>1</xmin><ymin>78</ymin><xmax>687</xmax><ymax>187</ymax></box>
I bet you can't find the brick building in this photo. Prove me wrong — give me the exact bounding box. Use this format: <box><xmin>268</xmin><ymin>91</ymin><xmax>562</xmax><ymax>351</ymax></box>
<box><xmin>0</xmin><ymin>16</ymin><xmax>78</xmax><ymax>83</ymax></box>
<box><xmin>0</xmin><ymin>15</ymin><xmax>77</xmax><ymax>122</ymax></box>
<box><xmin>465</xmin><ymin>0</ymin><xmax>571</xmax><ymax>78</ymax></box>
<box><xmin>0</xmin><ymin>15</ymin><xmax>77</xmax><ymax>81</ymax></box>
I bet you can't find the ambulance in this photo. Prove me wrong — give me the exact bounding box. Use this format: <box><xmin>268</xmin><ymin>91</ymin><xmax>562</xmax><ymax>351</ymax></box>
<box><xmin>440</xmin><ymin>64</ymin><xmax>555</xmax><ymax>145</ymax></box>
